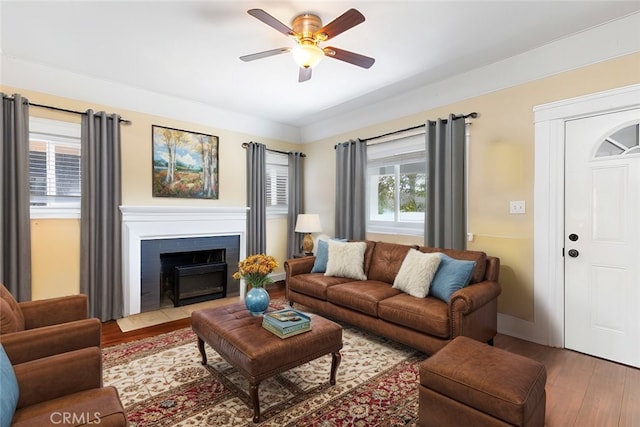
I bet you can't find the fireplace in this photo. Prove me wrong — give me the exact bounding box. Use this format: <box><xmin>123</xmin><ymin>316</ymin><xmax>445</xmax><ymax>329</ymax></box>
<box><xmin>120</xmin><ymin>206</ymin><xmax>248</xmax><ymax>316</ymax></box>
<box><xmin>160</xmin><ymin>248</ymin><xmax>227</xmax><ymax>307</ymax></box>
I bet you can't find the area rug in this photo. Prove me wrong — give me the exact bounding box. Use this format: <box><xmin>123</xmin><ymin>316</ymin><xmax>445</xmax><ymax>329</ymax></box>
<box><xmin>103</xmin><ymin>323</ymin><xmax>424</xmax><ymax>426</ymax></box>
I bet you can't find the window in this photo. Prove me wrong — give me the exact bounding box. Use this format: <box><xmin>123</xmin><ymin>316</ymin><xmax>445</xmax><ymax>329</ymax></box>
<box><xmin>29</xmin><ymin>117</ymin><xmax>82</xmax><ymax>218</ymax></box>
<box><xmin>367</xmin><ymin>131</ymin><xmax>426</xmax><ymax>235</ymax></box>
<box><xmin>595</xmin><ymin>123</ymin><xmax>639</xmax><ymax>158</ymax></box>
<box><xmin>265</xmin><ymin>151</ymin><xmax>288</xmax><ymax>215</ymax></box>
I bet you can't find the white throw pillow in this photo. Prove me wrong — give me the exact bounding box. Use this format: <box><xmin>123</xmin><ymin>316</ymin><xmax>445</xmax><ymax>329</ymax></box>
<box><xmin>392</xmin><ymin>249</ymin><xmax>441</xmax><ymax>297</ymax></box>
<box><xmin>324</xmin><ymin>240</ymin><xmax>367</xmax><ymax>280</ymax></box>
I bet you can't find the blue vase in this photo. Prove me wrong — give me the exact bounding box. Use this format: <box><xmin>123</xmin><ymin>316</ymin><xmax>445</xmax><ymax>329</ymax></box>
<box><xmin>245</xmin><ymin>287</ymin><xmax>270</xmax><ymax>316</ymax></box>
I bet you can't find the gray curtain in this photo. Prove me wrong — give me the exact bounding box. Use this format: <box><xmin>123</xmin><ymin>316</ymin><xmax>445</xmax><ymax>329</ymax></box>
<box><xmin>286</xmin><ymin>152</ymin><xmax>303</xmax><ymax>258</ymax></box>
<box><xmin>425</xmin><ymin>114</ymin><xmax>467</xmax><ymax>249</ymax></box>
<box><xmin>0</xmin><ymin>93</ymin><xmax>32</xmax><ymax>301</ymax></box>
<box><xmin>335</xmin><ymin>139</ymin><xmax>366</xmax><ymax>240</ymax></box>
<box><xmin>246</xmin><ymin>142</ymin><xmax>266</xmax><ymax>255</ymax></box>
<box><xmin>80</xmin><ymin>110</ymin><xmax>123</xmax><ymax>321</ymax></box>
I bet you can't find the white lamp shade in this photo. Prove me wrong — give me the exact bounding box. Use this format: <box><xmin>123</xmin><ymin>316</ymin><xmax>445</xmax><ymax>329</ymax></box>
<box><xmin>292</xmin><ymin>44</ymin><xmax>324</xmax><ymax>69</ymax></box>
<box><xmin>295</xmin><ymin>214</ymin><xmax>322</xmax><ymax>233</ymax></box>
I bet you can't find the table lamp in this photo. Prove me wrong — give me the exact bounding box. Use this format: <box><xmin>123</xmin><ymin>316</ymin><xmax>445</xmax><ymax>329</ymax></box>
<box><xmin>295</xmin><ymin>214</ymin><xmax>322</xmax><ymax>255</ymax></box>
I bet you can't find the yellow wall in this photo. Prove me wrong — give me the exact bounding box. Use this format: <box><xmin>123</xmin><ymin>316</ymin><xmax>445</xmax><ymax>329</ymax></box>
<box><xmin>4</xmin><ymin>52</ymin><xmax>639</xmax><ymax>318</ymax></box>
<box><xmin>30</xmin><ymin>219</ymin><xmax>80</xmax><ymax>299</ymax></box>
<box><xmin>304</xmin><ymin>53</ymin><xmax>640</xmax><ymax>321</ymax></box>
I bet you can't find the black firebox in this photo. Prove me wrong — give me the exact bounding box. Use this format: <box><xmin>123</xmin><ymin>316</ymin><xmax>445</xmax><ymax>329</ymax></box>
<box><xmin>160</xmin><ymin>249</ymin><xmax>227</xmax><ymax>307</ymax></box>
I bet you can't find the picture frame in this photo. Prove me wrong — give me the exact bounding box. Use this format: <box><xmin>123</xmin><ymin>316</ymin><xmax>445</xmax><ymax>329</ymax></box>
<box><xmin>152</xmin><ymin>125</ymin><xmax>219</xmax><ymax>199</ymax></box>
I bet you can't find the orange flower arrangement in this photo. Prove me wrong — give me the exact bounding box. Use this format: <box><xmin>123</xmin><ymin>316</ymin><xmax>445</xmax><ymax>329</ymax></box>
<box><xmin>233</xmin><ymin>254</ymin><xmax>279</xmax><ymax>288</ymax></box>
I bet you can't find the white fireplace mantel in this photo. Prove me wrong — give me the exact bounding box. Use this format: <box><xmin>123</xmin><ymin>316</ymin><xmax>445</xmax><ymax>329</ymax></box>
<box><xmin>120</xmin><ymin>205</ymin><xmax>248</xmax><ymax>316</ymax></box>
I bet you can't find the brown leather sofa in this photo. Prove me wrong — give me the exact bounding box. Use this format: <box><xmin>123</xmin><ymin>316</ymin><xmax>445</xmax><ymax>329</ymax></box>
<box><xmin>285</xmin><ymin>241</ymin><xmax>501</xmax><ymax>354</ymax></box>
<box><xmin>6</xmin><ymin>346</ymin><xmax>128</xmax><ymax>426</ymax></box>
<box><xmin>0</xmin><ymin>284</ymin><xmax>101</xmax><ymax>364</ymax></box>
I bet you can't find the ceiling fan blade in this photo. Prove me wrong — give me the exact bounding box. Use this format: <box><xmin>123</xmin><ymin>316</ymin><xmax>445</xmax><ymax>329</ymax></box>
<box><xmin>323</xmin><ymin>47</ymin><xmax>375</xmax><ymax>69</ymax></box>
<box><xmin>298</xmin><ymin>67</ymin><xmax>312</xmax><ymax>83</ymax></box>
<box><xmin>240</xmin><ymin>47</ymin><xmax>291</xmax><ymax>62</ymax></box>
<box><xmin>247</xmin><ymin>9</ymin><xmax>294</xmax><ymax>36</ymax></box>
<box><xmin>315</xmin><ymin>8</ymin><xmax>365</xmax><ymax>40</ymax></box>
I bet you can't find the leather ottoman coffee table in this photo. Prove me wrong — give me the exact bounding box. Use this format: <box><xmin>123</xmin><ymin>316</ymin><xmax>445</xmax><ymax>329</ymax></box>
<box><xmin>191</xmin><ymin>302</ymin><xmax>343</xmax><ymax>422</ymax></box>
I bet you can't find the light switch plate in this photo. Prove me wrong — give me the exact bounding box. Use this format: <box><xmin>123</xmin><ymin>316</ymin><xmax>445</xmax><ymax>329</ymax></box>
<box><xmin>510</xmin><ymin>200</ymin><xmax>526</xmax><ymax>214</ymax></box>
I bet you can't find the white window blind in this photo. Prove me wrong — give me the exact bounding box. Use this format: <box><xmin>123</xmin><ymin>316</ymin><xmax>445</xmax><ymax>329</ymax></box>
<box><xmin>265</xmin><ymin>151</ymin><xmax>288</xmax><ymax>214</ymax></box>
<box><xmin>29</xmin><ymin>117</ymin><xmax>82</xmax><ymax>217</ymax></box>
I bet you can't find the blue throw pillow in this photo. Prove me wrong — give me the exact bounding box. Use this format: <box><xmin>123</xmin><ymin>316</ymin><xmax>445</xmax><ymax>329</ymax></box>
<box><xmin>429</xmin><ymin>253</ymin><xmax>476</xmax><ymax>302</ymax></box>
<box><xmin>311</xmin><ymin>238</ymin><xmax>347</xmax><ymax>273</ymax></box>
<box><xmin>0</xmin><ymin>344</ymin><xmax>19</xmax><ymax>427</ymax></box>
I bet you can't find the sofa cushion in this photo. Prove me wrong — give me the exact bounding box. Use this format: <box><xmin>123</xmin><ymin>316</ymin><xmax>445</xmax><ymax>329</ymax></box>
<box><xmin>0</xmin><ymin>285</ymin><xmax>25</xmax><ymax>334</ymax></box>
<box><xmin>392</xmin><ymin>250</ymin><xmax>441</xmax><ymax>298</ymax></box>
<box><xmin>311</xmin><ymin>238</ymin><xmax>347</xmax><ymax>273</ymax></box>
<box><xmin>378</xmin><ymin>293</ymin><xmax>451</xmax><ymax>338</ymax></box>
<box><xmin>0</xmin><ymin>344</ymin><xmax>19</xmax><ymax>426</ymax></box>
<box><xmin>418</xmin><ymin>247</ymin><xmax>487</xmax><ymax>284</ymax></box>
<box><xmin>288</xmin><ymin>274</ymin><xmax>353</xmax><ymax>300</ymax></box>
<box><xmin>429</xmin><ymin>253</ymin><xmax>477</xmax><ymax>302</ymax></box>
<box><xmin>367</xmin><ymin>242</ymin><xmax>417</xmax><ymax>284</ymax></box>
<box><xmin>327</xmin><ymin>281</ymin><xmax>402</xmax><ymax>317</ymax></box>
<box><xmin>325</xmin><ymin>241</ymin><xmax>367</xmax><ymax>280</ymax></box>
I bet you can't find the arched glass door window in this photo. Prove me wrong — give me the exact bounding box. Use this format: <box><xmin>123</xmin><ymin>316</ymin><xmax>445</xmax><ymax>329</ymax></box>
<box><xmin>595</xmin><ymin>123</ymin><xmax>640</xmax><ymax>158</ymax></box>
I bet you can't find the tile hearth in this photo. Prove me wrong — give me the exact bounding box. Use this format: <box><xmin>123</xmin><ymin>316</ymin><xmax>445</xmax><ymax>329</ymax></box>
<box><xmin>116</xmin><ymin>296</ymin><xmax>241</xmax><ymax>332</ymax></box>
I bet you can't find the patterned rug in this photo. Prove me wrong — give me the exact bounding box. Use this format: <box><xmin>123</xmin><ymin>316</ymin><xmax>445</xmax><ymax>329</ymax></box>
<box><xmin>103</xmin><ymin>322</ymin><xmax>425</xmax><ymax>426</ymax></box>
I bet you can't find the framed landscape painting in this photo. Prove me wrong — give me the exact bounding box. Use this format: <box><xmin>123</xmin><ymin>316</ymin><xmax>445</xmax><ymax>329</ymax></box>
<box><xmin>152</xmin><ymin>125</ymin><xmax>219</xmax><ymax>199</ymax></box>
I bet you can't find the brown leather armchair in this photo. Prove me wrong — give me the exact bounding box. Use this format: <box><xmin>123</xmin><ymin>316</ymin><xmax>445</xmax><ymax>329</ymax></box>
<box><xmin>0</xmin><ymin>284</ymin><xmax>101</xmax><ymax>364</ymax></box>
<box><xmin>8</xmin><ymin>346</ymin><xmax>128</xmax><ymax>426</ymax></box>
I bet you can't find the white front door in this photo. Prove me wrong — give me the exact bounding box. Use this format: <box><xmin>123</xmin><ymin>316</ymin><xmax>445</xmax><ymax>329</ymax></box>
<box><xmin>564</xmin><ymin>108</ymin><xmax>640</xmax><ymax>367</ymax></box>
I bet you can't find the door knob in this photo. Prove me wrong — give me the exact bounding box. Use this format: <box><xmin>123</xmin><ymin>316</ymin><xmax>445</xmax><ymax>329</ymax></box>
<box><xmin>568</xmin><ymin>249</ymin><xmax>579</xmax><ymax>258</ymax></box>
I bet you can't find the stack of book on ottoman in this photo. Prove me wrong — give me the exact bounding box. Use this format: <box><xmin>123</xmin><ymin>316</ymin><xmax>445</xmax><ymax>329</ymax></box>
<box><xmin>262</xmin><ymin>308</ymin><xmax>311</xmax><ymax>339</ymax></box>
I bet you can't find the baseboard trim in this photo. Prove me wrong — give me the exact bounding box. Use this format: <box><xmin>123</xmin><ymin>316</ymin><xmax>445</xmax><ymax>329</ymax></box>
<box><xmin>497</xmin><ymin>313</ymin><xmax>553</xmax><ymax>347</ymax></box>
<box><xmin>270</xmin><ymin>272</ymin><xmax>286</xmax><ymax>283</ymax></box>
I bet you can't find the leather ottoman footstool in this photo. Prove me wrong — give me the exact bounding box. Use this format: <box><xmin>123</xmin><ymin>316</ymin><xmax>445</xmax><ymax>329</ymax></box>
<box><xmin>418</xmin><ymin>336</ymin><xmax>546</xmax><ymax>427</ymax></box>
<box><xmin>191</xmin><ymin>303</ymin><xmax>342</xmax><ymax>423</ymax></box>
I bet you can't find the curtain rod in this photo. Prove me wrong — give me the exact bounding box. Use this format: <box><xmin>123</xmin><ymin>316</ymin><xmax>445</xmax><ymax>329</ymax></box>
<box><xmin>242</xmin><ymin>142</ymin><xmax>306</xmax><ymax>157</ymax></box>
<box><xmin>362</xmin><ymin>112</ymin><xmax>478</xmax><ymax>143</ymax></box>
<box><xmin>28</xmin><ymin>101</ymin><xmax>132</xmax><ymax>125</ymax></box>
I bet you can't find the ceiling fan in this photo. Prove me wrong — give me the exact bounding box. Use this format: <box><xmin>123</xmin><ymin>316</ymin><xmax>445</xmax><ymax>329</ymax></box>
<box><xmin>240</xmin><ymin>8</ymin><xmax>375</xmax><ymax>83</ymax></box>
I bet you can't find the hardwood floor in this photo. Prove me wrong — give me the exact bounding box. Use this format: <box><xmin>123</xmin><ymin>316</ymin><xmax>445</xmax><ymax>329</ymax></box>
<box><xmin>102</xmin><ymin>316</ymin><xmax>191</xmax><ymax>347</ymax></box>
<box><xmin>494</xmin><ymin>334</ymin><xmax>640</xmax><ymax>427</ymax></box>
<box><xmin>102</xmin><ymin>284</ymin><xmax>640</xmax><ymax>426</ymax></box>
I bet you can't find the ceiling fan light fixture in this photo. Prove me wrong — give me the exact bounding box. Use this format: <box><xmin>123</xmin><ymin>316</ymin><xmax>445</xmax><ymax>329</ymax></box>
<box><xmin>243</xmin><ymin>8</ymin><xmax>373</xmax><ymax>81</ymax></box>
<box><xmin>292</xmin><ymin>44</ymin><xmax>323</xmax><ymax>69</ymax></box>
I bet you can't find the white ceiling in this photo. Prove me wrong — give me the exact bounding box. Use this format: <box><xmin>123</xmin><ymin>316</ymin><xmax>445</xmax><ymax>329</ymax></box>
<box><xmin>1</xmin><ymin>1</ymin><xmax>639</xmax><ymax>138</ymax></box>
